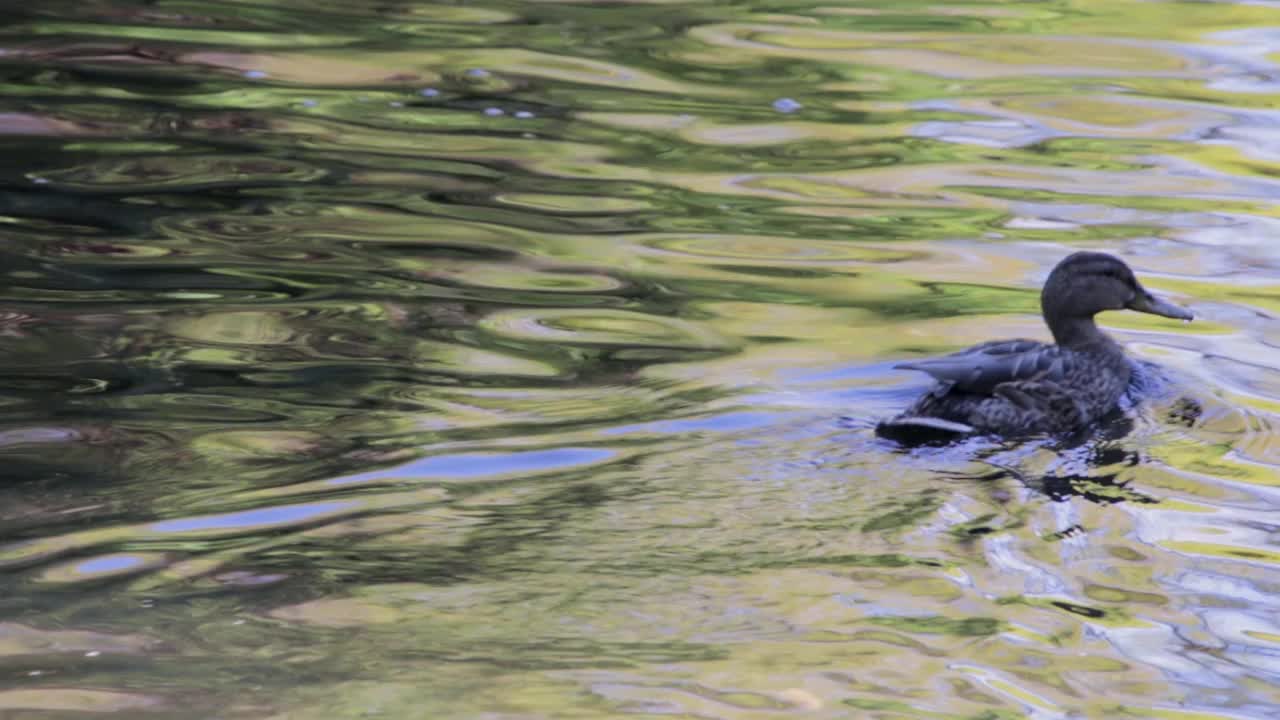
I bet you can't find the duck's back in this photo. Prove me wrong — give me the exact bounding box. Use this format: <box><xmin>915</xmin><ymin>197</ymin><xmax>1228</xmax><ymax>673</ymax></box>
<box><xmin>882</xmin><ymin>340</ymin><xmax>1132</xmax><ymax>438</ymax></box>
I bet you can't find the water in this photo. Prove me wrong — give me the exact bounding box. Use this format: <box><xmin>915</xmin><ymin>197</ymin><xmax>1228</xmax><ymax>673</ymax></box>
<box><xmin>1</xmin><ymin>0</ymin><xmax>1278</xmax><ymax>717</ymax></box>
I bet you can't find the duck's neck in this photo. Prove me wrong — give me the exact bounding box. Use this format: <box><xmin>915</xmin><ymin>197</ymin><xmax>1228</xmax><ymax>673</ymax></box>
<box><xmin>1049</xmin><ymin>315</ymin><xmax>1115</xmax><ymax>349</ymax></box>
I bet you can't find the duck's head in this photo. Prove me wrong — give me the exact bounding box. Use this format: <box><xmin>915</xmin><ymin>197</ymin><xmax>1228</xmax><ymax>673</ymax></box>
<box><xmin>1041</xmin><ymin>251</ymin><xmax>1192</xmax><ymax>345</ymax></box>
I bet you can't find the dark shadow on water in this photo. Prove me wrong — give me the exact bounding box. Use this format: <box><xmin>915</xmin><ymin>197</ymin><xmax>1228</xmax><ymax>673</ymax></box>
<box><xmin>859</xmin><ymin>402</ymin><xmax>1168</xmax><ymax>506</ymax></box>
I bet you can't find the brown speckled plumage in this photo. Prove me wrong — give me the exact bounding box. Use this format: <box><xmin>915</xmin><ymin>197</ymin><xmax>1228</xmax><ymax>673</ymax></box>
<box><xmin>877</xmin><ymin>252</ymin><xmax>1193</xmax><ymax>442</ymax></box>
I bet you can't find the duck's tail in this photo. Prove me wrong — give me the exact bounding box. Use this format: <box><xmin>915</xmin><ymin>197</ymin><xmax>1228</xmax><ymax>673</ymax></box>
<box><xmin>874</xmin><ymin>415</ymin><xmax>976</xmax><ymax>445</ymax></box>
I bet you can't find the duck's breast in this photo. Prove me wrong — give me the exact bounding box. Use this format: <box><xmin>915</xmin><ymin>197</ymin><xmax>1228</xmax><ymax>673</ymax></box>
<box><xmin>1059</xmin><ymin>347</ymin><xmax>1131</xmax><ymax>422</ymax></box>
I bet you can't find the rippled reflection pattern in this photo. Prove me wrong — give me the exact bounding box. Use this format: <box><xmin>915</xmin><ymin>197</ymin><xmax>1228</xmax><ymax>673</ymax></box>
<box><xmin>0</xmin><ymin>0</ymin><xmax>1277</xmax><ymax>717</ymax></box>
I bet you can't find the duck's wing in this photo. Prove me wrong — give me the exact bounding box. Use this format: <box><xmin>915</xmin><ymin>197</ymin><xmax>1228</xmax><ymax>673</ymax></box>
<box><xmin>895</xmin><ymin>339</ymin><xmax>1066</xmax><ymax>395</ymax></box>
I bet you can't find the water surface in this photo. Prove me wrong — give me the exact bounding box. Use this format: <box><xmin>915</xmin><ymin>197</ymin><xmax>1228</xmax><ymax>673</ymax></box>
<box><xmin>1</xmin><ymin>0</ymin><xmax>1278</xmax><ymax>717</ymax></box>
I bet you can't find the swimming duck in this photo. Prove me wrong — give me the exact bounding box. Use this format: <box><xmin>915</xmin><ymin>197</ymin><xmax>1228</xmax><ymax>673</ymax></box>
<box><xmin>876</xmin><ymin>252</ymin><xmax>1193</xmax><ymax>442</ymax></box>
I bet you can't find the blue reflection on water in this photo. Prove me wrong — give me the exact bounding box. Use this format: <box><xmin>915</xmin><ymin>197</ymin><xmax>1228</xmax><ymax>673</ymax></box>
<box><xmin>603</xmin><ymin>411</ymin><xmax>783</xmax><ymax>436</ymax></box>
<box><xmin>150</xmin><ymin>501</ymin><xmax>352</xmax><ymax>533</ymax></box>
<box><xmin>328</xmin><ymin>447</ymin><xmax>617</xmax><ymax>486</ymax></box>
<box><xmin>76</xmin><ymin>554</ymin><xmax>150</xmax><ymax>575</ymax></box>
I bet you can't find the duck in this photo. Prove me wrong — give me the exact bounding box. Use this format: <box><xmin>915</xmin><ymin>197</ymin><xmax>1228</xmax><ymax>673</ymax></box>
<box><xmin>876</xmin><ymin>251</ymin><xmax>1193</xmax><ymax>443</ymax></box>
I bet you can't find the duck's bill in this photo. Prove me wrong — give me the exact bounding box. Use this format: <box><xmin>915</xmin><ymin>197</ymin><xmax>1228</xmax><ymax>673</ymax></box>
<box><xmin>1129</xmin><ymin>291</ymin><xmax>1193</xmax><ymax>320</ymax></box>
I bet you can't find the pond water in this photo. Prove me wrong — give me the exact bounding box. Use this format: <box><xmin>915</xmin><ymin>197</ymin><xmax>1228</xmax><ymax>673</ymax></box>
<box><xmin>1</xmin><ymin>0</ymin><xmax>1278</xmax><ymax>717</ymax></box>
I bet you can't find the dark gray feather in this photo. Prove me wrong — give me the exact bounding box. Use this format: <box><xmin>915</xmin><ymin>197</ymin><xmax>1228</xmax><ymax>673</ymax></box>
<box><xmin>894</xmin><ymin>339</ymin><xmax>1068</xmax><ymax>394</ymax></box>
